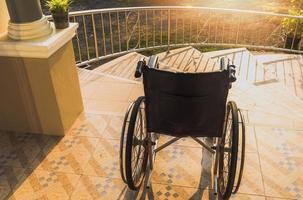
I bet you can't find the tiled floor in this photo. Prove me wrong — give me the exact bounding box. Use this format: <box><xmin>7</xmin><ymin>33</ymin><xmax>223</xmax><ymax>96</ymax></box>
<box><xmin>1</xmin><ymin>66</ymin><xmax>303</xmax><ymax>199</ymax></box>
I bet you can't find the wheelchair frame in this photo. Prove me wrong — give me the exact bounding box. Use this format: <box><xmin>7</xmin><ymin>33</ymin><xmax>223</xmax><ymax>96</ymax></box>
<box><xmin>119</xmin><ymin>56</ymin><xmax>245</xmax><ymax>200</ymax></box>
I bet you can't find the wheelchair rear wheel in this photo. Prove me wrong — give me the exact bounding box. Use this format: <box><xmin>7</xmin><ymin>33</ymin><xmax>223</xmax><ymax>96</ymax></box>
<box><xmin>119</xmin><ymin>102</ymin><xmax>135</xmax><ymax>183</ymax></box>
<box><xmin>123</xmin><ymin>96</ymin><xmax>148</xmax><ymax>190</ymax></box>
<box><xmin>218</xmin><ymin>101</ymin><xmax>239</xmax><ymax>199</ymax></box>
<box><xmin>232</xmin><ymin>109</ymin><xmax>246</xmax><ymax>194</ymax></box>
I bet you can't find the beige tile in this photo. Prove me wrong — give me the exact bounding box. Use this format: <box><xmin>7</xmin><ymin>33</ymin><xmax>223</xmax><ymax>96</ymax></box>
<box><xmin>0</xmin><ymin>184</ymin><xmax>12</xmax><ymax>200</ymax></box>
<box><xmin>0</xmin><ymin>166</ymin><xmax>26</xmax><ymax>188</ymax></box>
<box><xmin>80</xmin><ymin>82</ymin><xmax>100</xmax><ymax>99</ymax></box>
<box><xmin>147</xmin><ymin>183</ymin><xmax>215</xmax><ymax>200</ymax></box>
<box><xmin>68</xmin><ymin>113</ymin><xmax>124</xmax><ymax>139</ymax></box>
<box><xmin>245</xmin><ymin>125</ymin><xmax>258</xmax><ymax>153</ymax></box>
<box><xmin>30</xmin><ymin>143</ymin><xmax>94</xmax><ymax>174</ymax></box>
<box><xmin>255</xmin><ymin>127</ymin><xmax>303</xmax><ymax>158</ymax></box>
<box><xmin>0</xmin><ymin>139</ymin><xmax>42</xmax><ymax>169</ymax></box>
<box><xmin>82</xmin><ymin>138</ymin><xmax>120</xmax><ymax>178</ymax></box>
<box><xmin>259</xmin><ymin>153</ymin><xmax>303</xmax><ymax>199</ymax></box>
<box><xmin>70</xmin><ymin>176</ymin><xmax>125</xmax><ymax>200</ymax></box>
<box><xmin>50</xmin><ymin>136</ymin><xmax>98</xmax><ymax>155</ymax></box>
<box><xmin>255</xmin><ymin>127</ymin><xmax>303</xmax><ymax>199</ymax></box>
<box><xmin>67</xmin><ymin>113</ymin><xmax>107</xmax><ymax>137</ymax></box>
<box><xmin>128</xmin><ymin>84</ymin><xmax>144</xmax><ymax>102</ymax></box>
<box><xmin>9</xmin><ymin>170</ymin><xmax>80</xmax><ymax>200</ymax></box>
<box><xmin>152</xmin><ymin>146</ymin><xmax>213</xmax><ymax>189</ymax></box>
<box><xmin>84</xmin><ymin>99</ymin><xmax>129</xmax><ymax>115</ymax></box>
<box><xmin>89</xmin><ymin>81</ymin><xmax>135</xmax><ymax>102</ymax></box>
<box><xmin>230</xmin><ymin>194</ymin><xmax>266</xmax><ymax>200</ymax></box>
<box><xmin>237</xmin><ymin>153</ymin><xmax>265</xmax><ymax>195</ymax></box>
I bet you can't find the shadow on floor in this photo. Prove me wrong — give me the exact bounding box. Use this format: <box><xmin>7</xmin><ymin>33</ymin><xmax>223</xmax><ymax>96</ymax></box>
<box><xmin>117</xmin><ymin>147</ymin><xmax>216</xmax><ymax>200</ymax></box>
<box><xmin>0</xmin><ymin>131</ymin><xmax>61</xmax><ymax>199</ymax></box>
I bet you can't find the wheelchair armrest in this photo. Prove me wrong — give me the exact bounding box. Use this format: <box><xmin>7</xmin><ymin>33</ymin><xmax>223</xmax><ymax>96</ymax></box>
<box><xmin>135</xmin><ymin>58</ymin><xmax>146</xmax><ymax>78</ymax></box>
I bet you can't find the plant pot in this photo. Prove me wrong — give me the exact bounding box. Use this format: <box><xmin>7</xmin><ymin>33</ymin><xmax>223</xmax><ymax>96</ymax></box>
<box><xmin>52</xmin><ymin>12</ymin><xmax>69</xmax><ymax>29</ymax></box>
<box><xmin>285</xmin><ymin>34</ymin><xmax>301</xmax><ymax>50</ymax></box>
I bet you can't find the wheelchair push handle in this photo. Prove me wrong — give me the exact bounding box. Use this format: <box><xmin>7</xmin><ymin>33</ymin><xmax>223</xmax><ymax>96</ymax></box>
<box><xmin>134</xmin><ymin>55</ymin><xmax>159</xmax><ymax>78</ymax></box>
<box><xmin>220</xmin><ymin>57</ymin><xmax>237</xmax><ymax>83</ymax></box>
<box><xmin>135</xmin><ymin>58</ymin><xmax>146</xmax><ymax>78</ymax></box>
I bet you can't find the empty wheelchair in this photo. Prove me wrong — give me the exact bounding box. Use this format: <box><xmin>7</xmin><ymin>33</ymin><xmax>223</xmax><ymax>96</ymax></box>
<box><xmin>120</xmin><ymin>56</ymin><xmax>245</xmax><ymax>199</ymax></box>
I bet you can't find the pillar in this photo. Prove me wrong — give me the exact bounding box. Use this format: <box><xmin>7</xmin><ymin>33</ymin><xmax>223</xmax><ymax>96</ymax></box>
<box><xmin>0</xmin><ymin>2</ymin><xmax>84</xmax><ymax>136</ymax></box>
<box><xmin>5</xmin><ymin>0</ymin><xmax>52</xmax><ymax>40</ymax></box>
<box><xmin>0</xmin><ymin>0</ymin><xmax>9</xmax><ymax>34</ymax></box>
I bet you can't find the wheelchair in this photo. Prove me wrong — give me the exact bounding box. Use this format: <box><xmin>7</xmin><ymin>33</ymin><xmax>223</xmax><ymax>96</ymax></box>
<box><xmin>119</xmin><ymin>55</ymin><xmax>246</xmax><ymax>200</ymax></box>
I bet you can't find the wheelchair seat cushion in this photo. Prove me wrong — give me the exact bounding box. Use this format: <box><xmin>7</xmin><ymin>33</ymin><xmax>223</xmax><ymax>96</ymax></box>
<box><xmin>142</xmin><ymin>66</ymin><xmax>230</xmax><ymax>137</ymax></box>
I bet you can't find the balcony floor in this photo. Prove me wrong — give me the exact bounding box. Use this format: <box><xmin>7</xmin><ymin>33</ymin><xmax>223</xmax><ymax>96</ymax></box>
<box><xmin>1</xmin><ymin>66</ymin><xmax>303</xmax><ymax>200</ymax></box>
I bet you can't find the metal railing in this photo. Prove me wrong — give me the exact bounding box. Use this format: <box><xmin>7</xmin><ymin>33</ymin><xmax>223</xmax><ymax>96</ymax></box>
<box><xmin>67</xmin><ymin>6</ymin><xmax>303</xmax><ymax>67</ymax></box>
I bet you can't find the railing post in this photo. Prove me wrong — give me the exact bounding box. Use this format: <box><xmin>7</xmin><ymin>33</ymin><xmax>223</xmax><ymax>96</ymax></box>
<box><xmin>117</xmin><ymin>12</ymin><xmax>122</xmax><ymax>52</ymax></box>
<box><xmin>138</xmin><ymin>10</ymin><xmax>141</xmax><ymax>49</ymax></box>
<box><xmin>91</xmin><ymin>14</ymin><xmax>99</xmax><ymax>59</ymax></box>
<box><xmin>153</xmin><ymin>10</ymin><xmax>156</xmax><ymax>47</ymax></box>
<box><xmin>160</xmin><ymin>10</ymin><xmax>163</xmax><ymax>46</ymax></box>
<box><xmin>109</xmin><ymin>12</ymin><xmax>114</xmax><ymax>54</ymax></box>
<box><xmin>82</xmin><ymin>15</ymin><xmax>90</xmax><ymax>60</ymax></box>
<box><xmin>167</xmin><ymin>9</ymin><xmax>171</xmax><ymax>52</ymax></box>
<box><xmin>101</xmin><ymin>13</ymin><xmax>107</xmax><ymax>55</ymax></box>
<box><xmin>125</xmin><ymin>11</ymin><xmax>129</xmax><ymax>51</ymax></box>
<box><xmin>145</xmin><ymin>10</ymin><xmax>148</xmax><ymax>48</ymax></box>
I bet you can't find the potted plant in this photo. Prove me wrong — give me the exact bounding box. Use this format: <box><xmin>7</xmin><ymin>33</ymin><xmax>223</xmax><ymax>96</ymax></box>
<box><xmin>282</xmin><ymin>0</ymin><xmax>303</xmax><ymax>50</ymax></box>
<box><xmin>46</xmin><ymin>0</ymin><xmax>71</xmax><ymax>29</ymax></box>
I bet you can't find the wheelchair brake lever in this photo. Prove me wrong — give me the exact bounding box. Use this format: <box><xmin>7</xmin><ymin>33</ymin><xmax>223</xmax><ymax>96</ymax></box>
<box><xmin>135</xmin><ymin>58</ymin><xmax>146</xmax><ymax>78</ymax></box>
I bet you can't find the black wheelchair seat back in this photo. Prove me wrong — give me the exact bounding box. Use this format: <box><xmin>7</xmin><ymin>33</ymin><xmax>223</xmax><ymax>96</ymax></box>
<box><xmin>142</xmin><ymin>66</ymin><xmax>230</xmax><ymax>137</ymax></box>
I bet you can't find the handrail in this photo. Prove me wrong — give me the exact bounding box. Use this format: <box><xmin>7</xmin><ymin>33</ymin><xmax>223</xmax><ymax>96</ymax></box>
<box><xmin>63</xmin><ymin>6</ymin><xmax>303</xmax><ymax>67</ymax></box>
<box><xmin>69</xmin><ymin>6</ymin><xmax>303</xmax><ymax>19</ymax></box>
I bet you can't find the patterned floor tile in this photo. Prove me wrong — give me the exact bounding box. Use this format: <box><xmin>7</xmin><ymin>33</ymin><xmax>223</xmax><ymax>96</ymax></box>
<box><xmin>230</xmin><ymin>194</ymin><xmax>266</xmax><ymax>200</ymax></box>
<box><xmin>152</xmin><ymin>146</ymin><xmax>213</xmax><ymax>189</ymax></box>
<box><xmin>82</xmin><ymin>138</ymin><xmax>120</xmax><ymax>178</ymax></box>
<box><xmin>255</xmin><ymin>127</ymin><xmax>303</xmax><ymax>199</ymax></box>
<box><xmin>68</xmin><ymin>113</ymin><xmax>124</xmax><ymax>139</ymax></box>
<box><xmin>237</xmin><ymin>153</ymin><xmax>265</xmax><ymax>195</ymax></box>
<box><xmin>8</xmin><ymin>170</ymin><xmax>80</xmax><ymax>200</ymax></box>
<box><xmin>68</xmin><ymin>113</ymin><xmax>106</xmax><ymax>137</ymax></box>
<box><xmin>70</xmin><ymin>176</ymin><xmax>125</xmax><ymax>200</ymax></box>
<box><xmin>30</xmin><ymin>140</ymin><xmax>95</xmax><ymax>174</ymax></box>
<box><xmin>0</xmin><ymin>166</ymin><xmax>26</xmax><ymax>188</ymax></box>
<box><xmin>147</xmin><ymin>183</ymin><xmax>215</xmax><ymax>200</ymax></box>
<box><xmin>88</xmin><ymin>81</ymin><xmax>135</xmax><ymax>102</ymax></box>
<box><xmin>84</xmin><ymin>99</ymin><xmax>130</xmax><ymax>115</ymax></box>
<box><xmin>260</xmin><ymin>153</ymin><xmax>302</xmax><ymax>199</ymax></box>
<box><xmin>0</xmin><ymin>133</ymin><xmax>56</xmax><ymax>170</ymax></box>
<box><xmin>128</xmin><ymin>84</ymin><xmax>144</xmax><ymax>102</ymax></box>
<box><xmin>255</xmin><ymin>127</ymin><xmax>303</xmax><ymax>158</ymax></box>
<box><xmin>48</xmin><ymin>136</ymin><xmax>98</xmax><ymax>155</ymax></box>
<box><xmin>0</xmin><ymin>184</ymin><xmax>12</xmax><ymax>200</ymax></box>
<box><xmin>244</xmin><ymin>125</ymin><xmax>258</xmax><ymax>153</ymax></box>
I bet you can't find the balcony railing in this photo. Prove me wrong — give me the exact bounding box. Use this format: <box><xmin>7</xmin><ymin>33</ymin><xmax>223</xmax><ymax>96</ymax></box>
<box><xmin>67</xmin><ymin>6</ymin><xmax>303</xmax><ymax>67</ymax></box>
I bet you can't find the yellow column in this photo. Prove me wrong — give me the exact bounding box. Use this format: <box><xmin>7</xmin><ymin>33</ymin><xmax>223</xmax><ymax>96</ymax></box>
<box><xmin>0</xmin><ymin>23</ymin><xmax>84</xmax><ymax>136</ymax></box>
<box><xmin>0</xmin><ymin>0</ymin><xmax>9</xmax><ymax>34</ymax></box>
